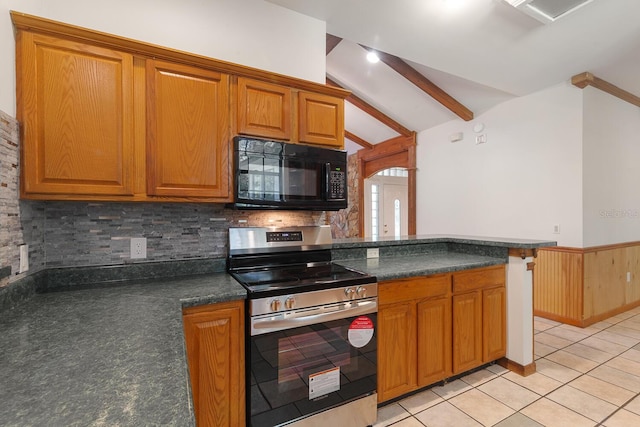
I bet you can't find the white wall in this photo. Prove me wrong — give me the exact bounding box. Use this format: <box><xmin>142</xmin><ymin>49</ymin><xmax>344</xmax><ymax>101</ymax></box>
<box><xmin>416</xmin><ymin>82</ymin><xmax>584</xmax><ymax>247</ymax></box>
<box><xmin>0</xmin><ymin>0</ymin><xmax>326</xmax><ymax>115</ymax></box>
<box><xmin>583</xmin><ymin>87</ymin><xmax>640</xmax><ymax>247</ymax></box>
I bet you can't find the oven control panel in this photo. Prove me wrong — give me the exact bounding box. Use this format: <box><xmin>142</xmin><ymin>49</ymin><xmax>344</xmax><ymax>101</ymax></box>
<box><xmin>250</xmin><ymin>283</ymin><xmax>378</xmax><ymax>316</ymax></box>
<box><xmin>266</xmin><ymin>231</ymin><xmax>303</xmax><ymax>242</ymax></box>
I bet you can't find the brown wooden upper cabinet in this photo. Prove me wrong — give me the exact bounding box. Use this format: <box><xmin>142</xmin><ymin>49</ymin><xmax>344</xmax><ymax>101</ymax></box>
<box><xmin>298</xmin><ymin>91</ymin><xmax>344</xmax><ymax>148</ymax></box>
<box><xmin>146</xmin><ymin>60</ymin><xmax>230</xmax><ymax>199</ymax></box>
<box><xmin>13</xmin><ymin>11</ymin><xmax>349</xmax><ymax>202</ymax></box>
<box><xmin>236</xmin><ymin>77</ymin><xmax>345</xmax><ymax>148</ymax></box>
<box><xmin>16</xmin><ymin>29</ymin><xmax>233</xmax><ymax>202</ymax></box>
<box><xmin>17</xmin><ymin>32</ymin><xmax>136</xmax><ymax>198</ymax></box>
<box><xmin>236</xmin><ymin>77</ymin><xmax>292</xmax><ymax>140</ymax></box>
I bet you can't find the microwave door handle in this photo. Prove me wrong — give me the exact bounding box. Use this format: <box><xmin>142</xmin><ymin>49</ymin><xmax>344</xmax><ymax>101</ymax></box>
<box><xmin>252</xmin><ymin>299</ymin><xmax>377</xmax><ymax>333</ymax></box>
<box><xmin>325</xmin><ymin>162</ymin><xmax>331</xmax><ymax>200</ymax></box>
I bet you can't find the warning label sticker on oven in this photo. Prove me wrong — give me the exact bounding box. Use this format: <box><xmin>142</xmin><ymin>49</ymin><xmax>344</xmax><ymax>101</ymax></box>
<box><xmin>309</xmin><ymin>367</ymin><xmax>340</xmax><ymax>400</ymax></box>
<box><xmin>348</xmin><ymin>316</ymin><xmax>374</xmax><ymax>348</ymax></box>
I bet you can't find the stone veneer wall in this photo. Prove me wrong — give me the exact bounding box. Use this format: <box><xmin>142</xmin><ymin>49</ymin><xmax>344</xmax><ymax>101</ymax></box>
<box><xmin>0</xmin><ymin>108</ymin><xmax>326</xmax><ymax>286</ymax></box>
<box><xmin>328</xmin><ymin>153</ymin><xmax>359</xmax><ymax>238</ymax></box>
<box><xmin>0</xmin><ymin>110</ymin><xmax>46</xmax><ymax>287</ymax></box>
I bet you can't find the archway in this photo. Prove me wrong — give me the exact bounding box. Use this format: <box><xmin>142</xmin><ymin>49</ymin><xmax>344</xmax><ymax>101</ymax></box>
<box><xmin>357</xmin><ymin>133</ymin><xmax>416</xmax><ymax>237</ymax></box>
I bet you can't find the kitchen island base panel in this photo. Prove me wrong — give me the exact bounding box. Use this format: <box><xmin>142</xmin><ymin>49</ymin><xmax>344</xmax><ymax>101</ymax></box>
<box><xmin>506</xmin><ymin>255</ymin><xmax>535</xmax><ymax>368</ymax></box>
<box><xmin>497</xmin><ymin>357</ymin><xmax>536</xmax><ymax>377</ymax></box>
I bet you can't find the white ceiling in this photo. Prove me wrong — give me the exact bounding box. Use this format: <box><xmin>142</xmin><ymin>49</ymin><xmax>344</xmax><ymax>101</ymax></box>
<box><xmin>267</xmin><ymin>0</ymin><xmax>640</xmax><ymax>151</ymax></box>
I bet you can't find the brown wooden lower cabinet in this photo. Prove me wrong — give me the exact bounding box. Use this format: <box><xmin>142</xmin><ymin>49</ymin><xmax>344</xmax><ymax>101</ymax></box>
<box><xmin>483</xmin><ymin>286</ymin><xmax>507</xmax><ymax>362</ymax></box>
<box><xmin>452</xmin><ymin>291</ymin><xmax>483</xmax><ymax>374</ymax></box>
<box><xmin>378</xmin><ymin>300</ymin><xmax>418</xmax><ymax>401</ymax></box>
<box><xmin>452</xmin><ymin>265</ymin><xmax>507</xmax><ymax>375</ymax></box>
<box><xmin>378</xmin><ymin>274</ymin><xmax>452</xmax><ymax>403</ymax></box>
<box><xmin>378</xmin><ymin>265</ymin><xmax>506</xmax><ymax>403</ymax></box>
<box><xmin>417</xmin><ymin>296</ymin><xmax>452</xmax><ymax>386</ymax></box>
<box><xmin>182</xmin><ymin>300</ymin><xmax>245</xmax><ymax>427</ymax></box>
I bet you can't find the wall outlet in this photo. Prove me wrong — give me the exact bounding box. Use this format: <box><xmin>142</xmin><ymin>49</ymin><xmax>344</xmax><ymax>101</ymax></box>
<box><xmin>19</xmin><ymin>244</ymin><xmax>29</xmax><ymax>273</ymax></box>
<box><xmin>627</xmin><ymin>272</ymin><xmax>632</xmax><ymax>283</ymax></box>
<box><xmin>367</xmin><ymin>248</ymin><xmax>379</xmax><ymax>259</ymax></box>
<box><xmin>130</xmin><ymin>237</ymin><xmax>147</xmax><ymax>259</ymax></box>
<box><xmin>553</xmin><ymin>224</ymin><xmax>561</xmax><ymax>234</ymax></box>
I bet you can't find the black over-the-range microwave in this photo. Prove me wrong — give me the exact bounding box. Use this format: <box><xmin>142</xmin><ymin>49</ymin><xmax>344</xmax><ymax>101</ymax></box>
<box><xmin>231</xmin><ymin>136</ymin><xmax>348</xmax><ymax>211</ymax></box>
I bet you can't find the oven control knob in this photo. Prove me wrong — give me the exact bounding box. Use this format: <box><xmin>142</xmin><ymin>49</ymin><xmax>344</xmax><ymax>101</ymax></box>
<box><xmin>284</xmin><ymin>297</ymin><xmax>295</xmax><ymax>310</ymax></box>
<box><xmin>344</xmin><ymin>287</ymin><xmax>355</xmax><ymax>299</ymax></box>
<box><xmin>270</xmin><ymin>299</ymin><xmax>282</xmax><ymax>312</ymax></box>
<box><xmin>356</xmin><ymin>286</ymin><xmax>367</xmax><ymax>298</ymax></box>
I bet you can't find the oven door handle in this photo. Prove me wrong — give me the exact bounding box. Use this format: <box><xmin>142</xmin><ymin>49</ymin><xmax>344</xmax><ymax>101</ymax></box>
<box><xmin>251</xmin><ymin>299</ymin><xmax>377</xmax><ymax>335</ymax></box>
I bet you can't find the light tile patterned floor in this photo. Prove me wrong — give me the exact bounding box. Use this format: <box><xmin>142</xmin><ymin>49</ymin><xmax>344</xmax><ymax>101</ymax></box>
<box><xmin>375</xmin><ymin>306</ymin><xmax>640</xmax><ymax>427</ymax></box>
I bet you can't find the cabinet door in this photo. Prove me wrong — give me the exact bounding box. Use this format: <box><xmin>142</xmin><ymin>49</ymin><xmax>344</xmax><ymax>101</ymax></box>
<box><xmin>298</xmin><ymin>91</ymin><xmax>344</xmax><ymax>148</ymax></box>
<box><xmin>452</xmin><ymin>291</ymin><xmax>483</xmax><ymax>374</ymax></box>
<box><xmin>183</xmin><ymin>301</ymin><xmax>245</xmax><ymax>427</ymax></box>
<box><xmin>417</xmin><ymin>297</ymin><xmax>452</xmax><ymax>387</ymax></box>
<box><xmin>483</xmin><ymin>286</ymin><xmax>507</xmax><ymax>362</ymax></box>
<box><xmin>18</xmin><ymin>32</ymin><xmax>135</xmax><ymax>197</ymax></box>
<box><xmin>147</xmin><ymin>60</ymin><xmax>230</xmax><ymax>198</ymax></box>
<box><xmin>378</xmin><ymin>301</ymin><xmax>417</xmax><ymax>402</ymax></box>
<box><xmin>237</xmin><ymin>77</ymin><xmax>291</xmax><ymax>140</ymax></box>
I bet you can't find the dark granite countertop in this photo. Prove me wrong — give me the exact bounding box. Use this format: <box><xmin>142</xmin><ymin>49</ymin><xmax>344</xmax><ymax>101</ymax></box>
<box><xmin>0</xmin><ymin>273</ymin><xmax>246</xmax><ymax>427</ymax></box>
<box><xmin>337</xmin><ymin>252</ymin><xmax>507</xmax><ymax>281</ymax></box>
<box><xmin>0</xmin><ymin>234</ymin><xmax>551</xmax><ymax>426</ymax></box>
<box><xmin>334</xmin><ymin>234</ymin><xmax>556</xmax><ymax>249</ymax></box>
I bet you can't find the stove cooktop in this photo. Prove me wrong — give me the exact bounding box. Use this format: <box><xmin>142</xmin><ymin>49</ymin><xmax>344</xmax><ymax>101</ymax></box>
<box><xmin>230</xmin><ymin>262</ymin><xmax>375</xmax><ymax>297</ymax></box>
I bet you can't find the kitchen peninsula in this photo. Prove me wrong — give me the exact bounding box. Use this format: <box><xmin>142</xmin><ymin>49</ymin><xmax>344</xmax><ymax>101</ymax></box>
<box><xmin>0</xmin><ymin>234</ymin><xmax>553</xmax><ymax>426</ymax></box>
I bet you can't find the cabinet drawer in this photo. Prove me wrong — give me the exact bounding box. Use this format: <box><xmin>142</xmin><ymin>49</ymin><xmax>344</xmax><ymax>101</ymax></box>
<box><xmin>380</xmin><ymin>274</ymin><xmax>451</xmax><ymax>305</ymax></box>
<box><xmin>453</xmin><ymin>265</ymin><xmax>505</xmax><ymax>293</ymax></box>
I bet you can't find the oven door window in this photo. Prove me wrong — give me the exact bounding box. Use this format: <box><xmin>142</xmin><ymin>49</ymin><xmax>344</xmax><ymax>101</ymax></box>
<box><xmin>249</xmin><ymin>314</ymin><xmax>377</xmax><ymax>427</ymax></box>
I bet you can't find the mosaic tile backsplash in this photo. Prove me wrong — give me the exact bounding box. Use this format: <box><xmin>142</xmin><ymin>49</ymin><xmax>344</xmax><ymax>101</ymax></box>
<box><xmin>41</xmin><ymin>202</ymin><xmax>324</xmax><ymax>268</ymax></box>
<box><xmin>0</xmin><ymin>108</ymin><xmax>330</xmax><ymax>284</ymax></box>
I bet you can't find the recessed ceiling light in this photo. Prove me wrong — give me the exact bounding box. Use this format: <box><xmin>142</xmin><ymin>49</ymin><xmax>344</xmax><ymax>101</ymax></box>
<box><xmin>366</xmin><ymin>51</ymin><xmax>380</xmax><ymax>63</ymax></box>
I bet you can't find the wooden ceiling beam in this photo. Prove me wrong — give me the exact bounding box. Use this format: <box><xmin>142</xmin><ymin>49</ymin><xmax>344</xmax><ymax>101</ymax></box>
<box><xmin>572</xmin><ymin>72</ymin><xmax>640</xmax><ymax>108</ymax></box>
<box><xmin>326</xmin><ymin>77</ymin><xmax>413</xmax><ymax>137</ymax></box>
<box><xmin>361</xmin><ymin>45</ymin><xmax>474</xmax><ymax>122</ymax></box>
<box><xmin>326</xmin><ymin>34</ymin><xmax>343</xmax><ymax>55</ymax></box>
<box><xmin>344</xmin><ymin>130</ymin><xmax>374</xmax><ymax>149</ymax></box>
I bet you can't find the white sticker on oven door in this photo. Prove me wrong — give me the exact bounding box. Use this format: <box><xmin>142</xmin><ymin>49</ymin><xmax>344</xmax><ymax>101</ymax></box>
<box><xmin>309</xmin><ymin>367</ymin><xmax>340</xmax><ymax>400</ymax></box>
<box><xmin>348</xmin><ymin>316</ymin><xmax>374</xmax><ymax>348</ymax></box>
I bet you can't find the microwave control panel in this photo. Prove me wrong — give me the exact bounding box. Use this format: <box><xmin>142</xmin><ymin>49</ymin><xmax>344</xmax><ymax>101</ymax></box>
<box><xmin>328</xmin><ymin>169</ymin><xmax>346</xmax><ymax>200</ymax></box>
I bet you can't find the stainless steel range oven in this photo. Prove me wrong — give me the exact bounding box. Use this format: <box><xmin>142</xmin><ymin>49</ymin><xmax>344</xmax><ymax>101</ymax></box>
<box><xmin>228</xmin><ymin>226</ymin><xmax>378</xmax><ymax>427</ymax></box>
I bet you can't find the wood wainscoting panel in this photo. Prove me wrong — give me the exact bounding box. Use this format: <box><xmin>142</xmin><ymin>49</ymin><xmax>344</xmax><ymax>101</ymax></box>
<box><xmin>533</xmin><ymin>248</ymin><xmax>584</xmax><ymax>325</ymax></box>
<box><xmin>584</xmin><ymin>249</ymin><xmax>626</xmax><ymax>319</ymax></box>
<box><xmin>584</xmin><ymin>244</ymin><xmax>640</xmax><ymax>319</ymax></box>
<box><xmin>535</xmin><ymin>242</ymin><xmax>640</xmax><ymax>327</ymax></box>
<box><xmin>625</xmin><ymin>245</ymin><xmax>640</xmax><ymax>304</ymax></box>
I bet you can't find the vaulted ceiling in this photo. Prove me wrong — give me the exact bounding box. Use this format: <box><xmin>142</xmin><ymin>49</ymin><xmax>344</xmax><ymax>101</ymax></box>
<box><xmin>267</xmin><ymin>0</ymin><xmax>640</xmax><ymax>153</ymax></box>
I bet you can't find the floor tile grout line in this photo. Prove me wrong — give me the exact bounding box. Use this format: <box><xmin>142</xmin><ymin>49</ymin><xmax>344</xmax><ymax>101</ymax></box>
<box><xmin>596</xmin><ymin>389</ymin><xmax>640</xmax><ymax>427</ymax></box>
<box><xmin>532</xmin><ymin>313</ymin><xmax>640</xmax><ymax>425</ymax></box>
<box><xmin>378</xmin><ymin>312</ymin><xmax>640</xmax><ymax>427</ymax></box>
<box><xmin>497</xmin><ymin>314</ymin><xmax>640</xmax><ymax>425</ymax></box>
